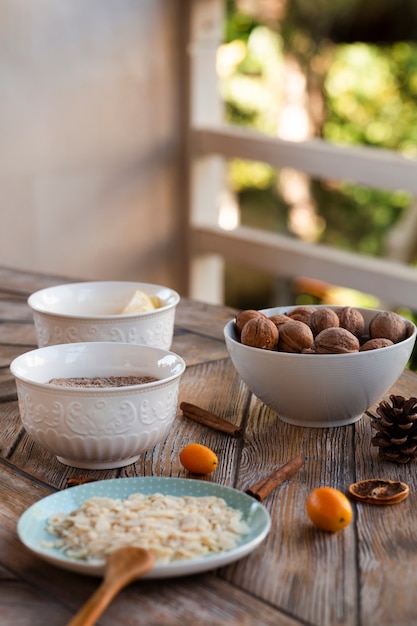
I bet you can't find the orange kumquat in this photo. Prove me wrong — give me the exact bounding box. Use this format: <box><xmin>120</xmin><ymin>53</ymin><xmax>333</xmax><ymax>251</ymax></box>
<box><xmin>306</xmin><ymin>486</ymin><xmax>353</xmax><ymax>532</ymax></box>
<box><xmin>179</xmin><ymin>443</ymin><xmax>219</xmax><ymax>475</ymax></box>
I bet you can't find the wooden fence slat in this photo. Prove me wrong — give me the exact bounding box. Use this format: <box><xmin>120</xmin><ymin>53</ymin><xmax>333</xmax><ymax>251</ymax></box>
<box><xmin>191</xmin><ymin>223</ymin><xmax>417</xmax><ymax>309</ymax></box>
<box><xmin>192</xmin><ymin>125</ymin><xmax>417</xmax><ymax>193</ymax></box>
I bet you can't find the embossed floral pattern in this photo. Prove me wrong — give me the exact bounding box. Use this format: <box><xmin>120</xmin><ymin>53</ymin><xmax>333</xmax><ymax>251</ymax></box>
<box><xmin>33</xmin><ymin>313</ymin><xmax>174</xmax><ymax>349</ymax></box>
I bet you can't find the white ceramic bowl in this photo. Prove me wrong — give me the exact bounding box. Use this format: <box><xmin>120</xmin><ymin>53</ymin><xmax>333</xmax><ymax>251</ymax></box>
<box><xmin>10</xmin><ymin>342</ymin><xmax>186</xmax><ymax>469</ymax></box>
<box><xmin>28</xmin><ymin>281</ymin><xmax>180</xmax><ymax>349</ymax></box>
<box><xmin>224</xmin><ymin>305</ymin><xmax>417</xmax><ymax>428</ymax></box>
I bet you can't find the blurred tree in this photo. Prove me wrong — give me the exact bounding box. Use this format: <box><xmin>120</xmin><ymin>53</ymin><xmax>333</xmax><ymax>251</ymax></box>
<box><xmin>222</xmin><ymin>0</ymin><xmax>417</xmax><ymax>263</ymax></box>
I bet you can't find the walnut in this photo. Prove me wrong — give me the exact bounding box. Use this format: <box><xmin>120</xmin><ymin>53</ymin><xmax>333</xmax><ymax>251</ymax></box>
<box><xmin>314</xmin><ymin>327</ymin><xmax>360</xmax><ymax>354</ymax></box>
<box><xmin>241</xmin><ymin>316</ymin><xmax>278</xmax><ymax>350</ymax></box>
<box><xmin>278</xmin><ymin>320</ymin><xmax>314</xmax><ymax>353</ymax></box>
<box><xmin>338</xmin><ymin>306</ymin><xmax>365</xmax><ymax>338</ymax></box>
<box><xmin>269</xmin><ymin>313</ymin><xmax>290</xmax><ymax>329</ymax></box>
<box><xmin>309</xmin><ymin>308</ymin><xmax>340</xmax><ymax>336</ymax></box>
<box><xmin>369</xmin><ymin>311</ymin><xmax>407</xmax><ymax>344</ymax></box>
<box><xmin>286</xmin><ymin>306</ymin><xmax>315</xmax><ymax>326</ymax></box>
<box><xmin>235</xmin><ymin>309</ymin><xmax>266</xmax><ymax>334</ymax></box>
<box><xmin>360</xmin><ymin>338</ymin><xmax>394</xmax><ymax>351</ymax></box>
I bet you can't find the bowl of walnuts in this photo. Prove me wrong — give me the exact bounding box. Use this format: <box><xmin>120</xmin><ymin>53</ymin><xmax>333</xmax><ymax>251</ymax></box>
<box><xmin>224</xmin><ymin>305</ymin><xmax>417</xmax><ymax>427</ymax></box>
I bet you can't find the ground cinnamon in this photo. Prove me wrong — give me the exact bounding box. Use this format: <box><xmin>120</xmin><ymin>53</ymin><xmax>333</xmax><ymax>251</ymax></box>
<box><xmin>180</xmin><ymin>402</ymin><xmax>242</xmax><ymax>438</ymax></box>
<box><xmin>246</xmin><ymin>455</ymin><xmax>303</xmax><ymax>501</ymax></box>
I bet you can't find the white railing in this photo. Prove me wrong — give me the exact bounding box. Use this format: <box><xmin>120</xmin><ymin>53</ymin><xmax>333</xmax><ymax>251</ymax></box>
<box><xmin>187</xmin><ymin>0</ymin><xmax>417</xmax><ymax>310</ymax></box>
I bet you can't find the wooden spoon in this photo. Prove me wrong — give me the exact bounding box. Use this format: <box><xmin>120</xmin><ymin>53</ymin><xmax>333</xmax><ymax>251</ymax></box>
<box><xmin>66</xmin><ymin>546</ymin><xmax>155</xmax><ymax>626</ymax></box>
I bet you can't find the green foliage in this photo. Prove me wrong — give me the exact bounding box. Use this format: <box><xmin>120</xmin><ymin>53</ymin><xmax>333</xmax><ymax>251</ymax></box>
<box><xmin>311</xmin><ymin>181</ymin><xmax>411</xmax><ymax>256</ymax></box>
<box><xmin>324</xmin><ymin>43</ymin><xmax>417</xmax><ymax>156</ymax></box>
<box><xmin>220</xmin><ymin>25</ymin><xmax>284</xmax><ymax>137</ymax></box>
<box><xmin>319</xmin><ymin>42</ymin><xmax>417</xmax><ymax>257</ymax></box>
<box><xmin>228</xmin><ymin>159</ymin><xmax>276</xmax><ymax>192</ymax></box>
<box><xmin>224</xmin><ymin>1</ymin><xmax>258</xmax><ymax>43</ymax></box>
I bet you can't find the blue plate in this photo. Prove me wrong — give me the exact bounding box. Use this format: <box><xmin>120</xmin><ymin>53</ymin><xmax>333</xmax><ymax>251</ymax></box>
<box><xmin>17</xmin><ymin>477</ymin><xmax>271</xmax><ymax>578</ymax></box>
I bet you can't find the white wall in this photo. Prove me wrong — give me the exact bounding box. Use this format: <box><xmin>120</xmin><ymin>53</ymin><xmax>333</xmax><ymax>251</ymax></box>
<box><xmin>0</xmin><ymin>0</ymin><xmax>185</xmax><ymax>289</ymax></box>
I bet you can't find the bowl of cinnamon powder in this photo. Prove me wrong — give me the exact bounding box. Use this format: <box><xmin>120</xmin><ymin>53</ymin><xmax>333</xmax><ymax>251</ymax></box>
<box><xmin>10</xmin><ymin>341</ymin><xmax>186</xmax><ymax>469</ymax></box>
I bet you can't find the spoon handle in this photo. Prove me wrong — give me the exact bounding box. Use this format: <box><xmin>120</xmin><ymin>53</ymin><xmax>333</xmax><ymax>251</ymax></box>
<box><xmin>65</xmin><ymin>547</ymin><xmax>155</xmax><ymax>626</ymax></box>
<box><xmin>66</xmin><ymin>580</ymin><xmax>124</xmax><ymax>626</ymax></box>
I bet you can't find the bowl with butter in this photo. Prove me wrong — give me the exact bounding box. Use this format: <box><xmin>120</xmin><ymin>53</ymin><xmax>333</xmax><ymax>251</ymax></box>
<box><xmin>28</xmin><ymin>281</ymin><xmax>180</xmax><ymax>349</ymax></box>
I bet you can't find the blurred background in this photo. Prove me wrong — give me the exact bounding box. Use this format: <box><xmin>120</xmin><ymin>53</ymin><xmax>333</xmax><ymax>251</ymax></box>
<box><xmin>1</xmin><ymin>0</ymin><xmax>417</xmax><ymax>317</ymax></box>
<box><xmin>220</xmin><ymin>0</ymin><xmax>417</xmax><ymax>311</ymax></box>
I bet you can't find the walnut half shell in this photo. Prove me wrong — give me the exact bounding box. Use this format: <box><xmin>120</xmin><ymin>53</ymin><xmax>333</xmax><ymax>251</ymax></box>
<box><xmin>348</xmin><ymin>479</ymin><xmax>409</xmax><ymax>504</ymax></box>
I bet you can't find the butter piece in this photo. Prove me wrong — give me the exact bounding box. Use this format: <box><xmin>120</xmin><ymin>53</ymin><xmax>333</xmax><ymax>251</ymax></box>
<box><xmin>120</xmin><ymin>290</ymin><xmax>157</xmax><ymax>314</ymax></box>
<box><xmin>150</xmin><ymin>295</ymin><xmax>162</xmax><ymax>308</ymax></box>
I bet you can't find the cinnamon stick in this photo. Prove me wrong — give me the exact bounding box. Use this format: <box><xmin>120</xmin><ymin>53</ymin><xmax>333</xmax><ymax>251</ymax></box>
<box><xmin>180</xmin><ymin>402</ymin><xmax>242</xmax><ymax>438</ymax></box>
<box><xmin>66</xmin><ymin>475</ymin><xmax>98</xmax><ymax>488</ymax></box>
<box><xmin>246</xmin><ymin>455</ymin><xmax>303</xmax><ymax>501</ymax></box>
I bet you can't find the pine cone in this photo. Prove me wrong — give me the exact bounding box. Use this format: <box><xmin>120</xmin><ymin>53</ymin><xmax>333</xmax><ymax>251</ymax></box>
<box><xmin>371</xmin><ymin>394</ymin><xmax>417</xmax><ymax>463</ymax></box>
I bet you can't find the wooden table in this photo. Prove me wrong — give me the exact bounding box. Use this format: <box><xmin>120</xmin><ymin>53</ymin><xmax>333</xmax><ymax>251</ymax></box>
<box><xmin>2</xmin><ymin>266</ymin><xmax>417</xmax><ymax>626</ymax></box>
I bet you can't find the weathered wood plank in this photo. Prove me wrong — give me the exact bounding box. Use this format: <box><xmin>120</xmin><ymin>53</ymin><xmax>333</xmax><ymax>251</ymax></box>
<box><xmin>0</xmin><ymin>400</ymin><xmax>22</xmax><ymax>457</ymax></box>
<box><xmin>0</xmin><ymin>267</ymin><xmax>71</xmax><ymax>295</ymax></box>
<box><xmin>0</xmin><ymin>345</ymin><xmax>32</xmax><ymax>368</ymax></box>
<box><xmin>354</xmin><ymin>413</ymin><xmax>417</xmax><ymax>625</ymax></box>
<box><xmin>0</xmin><ymin>581</ymin><xmax>71</xmax><ymax>626</ymax></box>
<box><xmin>176</xmin><ymin>297</ymin><xmax>237</xmax><ymax>341</ymax></box>
<box><xmin>0</xmin><ymin>322</ymin><xmax>37</xmax><ymax>346</ymax></box>
<box><xmin>193</xmin><ymin>124</ymin><xmax>417</xmax><ymax>194</ymax></box>
<box><xmin>0</xmin><ymin>373</ymin><xmax>17</xmax><ymax>403</ymax></box>
<box><xmin>171</xmin><ymin>330</ymin><xmax>230</xmax><ymax>367</ymax></box>
<box><xmin>8</xmin><ymin>432</ymin><xmax>119</xmax><ymax>490</ymax></box>
<box><xmin>0</xmin><ymin>295</ymin><xmax>32</xmax><ymax>321</ymax></box>
<box><xmin>190</xmin><ymin>223</ymin><xmax>417</xmax><ymax>310</ymax></box>
<box><xmin>224</xmin><ymin>398</ymin><xmax>358</xmax><ymax>626</ymax></box>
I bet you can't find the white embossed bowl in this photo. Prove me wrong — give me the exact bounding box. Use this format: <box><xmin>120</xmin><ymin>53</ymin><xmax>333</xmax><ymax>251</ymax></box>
<box><xmin>224</xmin><ymin>305</ymin><xmax>417</xmax><ymax>428</ymax></box>
<box><xmin>28</xmin><ymin>281</ymin><xmax>180</xmax><ymax>349</ymax></box>
<box><xmin>10</xmin><ymin>342</ymin><xmax>186</xmax><ymax>469</ymax></box>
